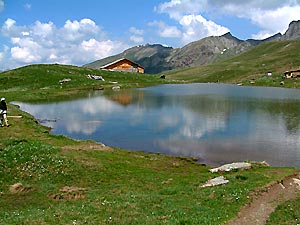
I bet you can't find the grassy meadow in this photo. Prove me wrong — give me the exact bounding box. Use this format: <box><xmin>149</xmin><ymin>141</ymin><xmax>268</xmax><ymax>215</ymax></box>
<box><xmin>0</xmin><ymin>64</ymin><xmax>170</xmax><ymax>102</ymax></box>
<box><xmin>0</xmin><ymin>58</ymin><xmax>299</xmax><ymax>224</ymax></box>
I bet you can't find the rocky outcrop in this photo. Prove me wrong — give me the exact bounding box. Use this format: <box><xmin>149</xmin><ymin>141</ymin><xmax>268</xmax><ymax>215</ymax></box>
<box><xmin>283</xmin><ymin>20</ymin><xmax>300</xmax><ymax>40</ymax></box>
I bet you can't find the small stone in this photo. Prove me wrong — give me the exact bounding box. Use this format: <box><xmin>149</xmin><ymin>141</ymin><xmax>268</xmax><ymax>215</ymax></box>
<box><xmin>112</xmin><ymin>86</ymin><xmax>120</xmax><ymax>90</ymax></box>
<box><xmin>201</xmin><ymin>176</ymin><xmax>229</xmax><ymax>188</ymax></box>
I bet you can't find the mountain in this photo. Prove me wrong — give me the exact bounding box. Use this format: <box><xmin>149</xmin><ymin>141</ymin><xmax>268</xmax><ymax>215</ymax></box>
<box><xmin>283</xmin><ymin>20</ymin><xmax>300</xmax><ymax>40</ymax></box>
<box><xmin>84</xmin><ymin>44</ymin><xmax>174</xmax><ymax>74</ymax></box>
<box><xmin>84</xmin><ymin>20</ymin><xmax>300</xmax><ymax>74</ymax></box>
<box><xmin>166</xmin><ymin>32</ymin><xmax>243</xmax><ymax>69</ymax></box>
<box><xmin>164</xmin><ymin>40</ymin><xmax>300</xmax><ymax>88</ymax></box>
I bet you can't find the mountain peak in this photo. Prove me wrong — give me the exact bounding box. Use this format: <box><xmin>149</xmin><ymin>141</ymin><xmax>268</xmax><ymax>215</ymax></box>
<box><xmin>283</xmin><ymin>20</ymin><xmax>300</xmax><ymax>40</ymax></box>
<box><xmin>221</xmin><ymin>32</ymin><xmax>242</xmax><ymax>42</ymax></box>
<box><xmin>289</xmin><ymin>20</ymin><xmax>300</xmax><ymax>27</ymax></box>
<box><xmin>221</xmin><ymin>32</ymin><xmax>234</xmax><ymax>38</ymax></box>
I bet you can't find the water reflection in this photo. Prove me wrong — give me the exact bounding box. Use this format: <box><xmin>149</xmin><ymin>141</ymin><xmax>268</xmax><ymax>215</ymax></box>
<box><xmin>14</xmin><ymin>83</ymin><xmax>300</xmax><ymax>167</ymax></box>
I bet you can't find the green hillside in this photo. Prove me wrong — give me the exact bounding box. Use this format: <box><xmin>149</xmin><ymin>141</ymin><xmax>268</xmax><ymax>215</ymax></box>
<box><xmin>0</xmin><ymin>64</ymin><xmax>168</xmax><ymax>102</ymax></box>
<box><xmin>165</xmin><ymin>40</ymin><xmax>300</xmax><ymax>88</ymax></box>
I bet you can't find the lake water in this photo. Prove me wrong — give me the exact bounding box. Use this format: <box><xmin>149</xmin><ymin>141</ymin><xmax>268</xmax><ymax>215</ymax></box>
<box><xmin>15</xmin><ymin>83</ymin><xmax>300</xmax><ymax>167</ymax></box>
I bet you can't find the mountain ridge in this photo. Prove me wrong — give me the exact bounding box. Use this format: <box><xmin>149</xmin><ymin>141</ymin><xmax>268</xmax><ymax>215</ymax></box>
<box><xmin>84</xmin><ymin>20</ymin><xmax>300</xmax><ymax>74</ymax></box>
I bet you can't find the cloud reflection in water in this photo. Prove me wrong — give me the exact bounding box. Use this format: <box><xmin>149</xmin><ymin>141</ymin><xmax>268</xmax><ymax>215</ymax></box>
<box><xmin>14</xmin><ymin>83</ymin><xmax>300</xmax><ymax>167</ymax></box>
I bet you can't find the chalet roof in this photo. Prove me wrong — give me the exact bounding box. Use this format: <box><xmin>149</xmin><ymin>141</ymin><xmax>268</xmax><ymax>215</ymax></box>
<box><xmin>100</xmin><ymin>58</ymin><xmax>144</xmax><ymax>69</ymax></box>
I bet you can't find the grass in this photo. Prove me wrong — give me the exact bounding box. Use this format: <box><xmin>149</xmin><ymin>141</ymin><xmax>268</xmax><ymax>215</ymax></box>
<box><xmin>0</xmin><ymin>64</ymin><xmax>170</xmax><ymax>102</ymax></box>
<box><xmin>165</xmin><ymin>40</ymin><xmax>300</xmax><ymax>88</ymax></box>
<box><xmin>267</xmin><ymin>199</ymin><xmax>300</xmax><ymax>225</ymax></box>
<box><xmin>0</xmin><ymin>58</ymin><xmax>299</xmax><ymax>223</ymax></box>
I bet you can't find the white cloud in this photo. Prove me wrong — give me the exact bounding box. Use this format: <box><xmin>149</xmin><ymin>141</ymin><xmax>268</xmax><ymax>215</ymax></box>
<box><xmin>156</xmin><ymin>0</ymin><xmax>300</xmax><ymax>43</ymax></box>
<box><xmin>10</xmin><ymin>37</ymin><xmax>44</xmax><ymax>63</ymax></box>
<box><xmin>155</xmin><ymin>0</ymin><xmax>230</xmax><ymax>44</ymax></box>
<box><xmin>250</xmin><ymin>6</ymin><xmax>300</xmax><ymax>39</ymax></box>
<box><xmin>32</xmin><ymin>21</ymin><xmax>54</xmax><ymax>38</ymax></box>
<box><xmin>0</xmin><ymin>18</ymin><xmax>129</xmax><ymax>70</ymax></box>
<box><xmin>81</xmin><ymin>38</ymin><xmax>124</xmax><ymax>60</ymax></box>
<box><xmin>206</xmin><ymin>0</ymin><xmax>300</xmax><ymax>38</ymax></box>
<box><xmin>179</xmin><ymin>15</ymin><xmax>229</xmax><ymax>44</ymax></box>
<box><xmin>208</xmin><ymin>0</ymin><xmax>300</xmax><ymax>11</ymax></box>
<box><xmin>129</xmin><ymin>27</ymin><xmax>144</xmax><ymax>36</ymax></box>
<box><xmin>156</xmin><ymin>0</ymin><xmax>203</xmax><ymax>20</ymax></box>
<box><xmin>129</xmin><ymin>27</ymin><xmax>144</xmax><ymax>44</ymax></box>
<box><xmin>2</xmin><ymin>18</ymin><xmax>16</xmax><ymax>33</ymax></box>
<box><xmin>149</xmin><ymin>21</ymin><xmax>182</xmax><ymax>38</ymax></box>
<box><xmin>0</xmin><ymin>45</ymin><xmax>9</xmax><ymax>65</ymax></box>
<box><xmin>130</xmin><ymin>35</ymin><xmax>144</xmax><ymax>43</ymax></box>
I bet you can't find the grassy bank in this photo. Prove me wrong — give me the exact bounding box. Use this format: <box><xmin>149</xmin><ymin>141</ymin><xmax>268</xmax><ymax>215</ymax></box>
<box><xmin>0</xmin><ymin>64</ymin><xmax>299</xmax><ymax>224</ymax></box>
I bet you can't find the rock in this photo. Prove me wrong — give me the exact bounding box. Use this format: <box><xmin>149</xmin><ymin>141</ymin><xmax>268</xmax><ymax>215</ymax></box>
<box><xmin>87</xmin><ymin>74</ymin><xmax>105</xmax><ymax>81</ymax></box>
<box><xmin>293</xmin><ymin>178</ymin><xmax>300</xmax><ymax>190</ymax></box>
<box><xmin>59</xmin><ymin>78</ymin><xmax>71</xmax><ymax>84</ymax></box>
<box><xmin>259</xmin><ymin>161</ymin><xmax>270</xmax><ymax>167</ymax></box>
<box><xmin>201</xmin><ymin>176</ymin><xmax>229</xmax><ymax>187</ymax></box>
<box><xmin>210</xmin><ymin>162</ymin><xmax>252</xmax><ymax>173</ymax></box>
<box><xmin>112</xmin><ymin>86</ymin><xmax>120</xmax><ymax>90</ymax></box>
<box><xmin>162</xmin><ymin>178</ymin><xmax>173</xmax><ymax>185</ymax></box>
<box><xmin>283</xmin><ymin>20</ymin><xmax>300</xmax><ymax>40</ymax></box>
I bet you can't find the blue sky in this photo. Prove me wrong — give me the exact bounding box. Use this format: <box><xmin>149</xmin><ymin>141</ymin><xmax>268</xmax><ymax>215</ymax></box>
<box><xmin>1</xmin><ymin>0</ymin><xmax>300</xmax><ymax>71</ymax></box>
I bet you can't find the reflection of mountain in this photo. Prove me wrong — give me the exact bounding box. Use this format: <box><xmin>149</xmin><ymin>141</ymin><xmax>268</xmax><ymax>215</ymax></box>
<box><xmin>118</xmin><ymin>85</ymin><xmax>300</xmax><ymax>136</ymax></box>
<box><xmin>262</xmin><ymin>101</ymin><xmax>300</xmax><ymax>134</ymax></box>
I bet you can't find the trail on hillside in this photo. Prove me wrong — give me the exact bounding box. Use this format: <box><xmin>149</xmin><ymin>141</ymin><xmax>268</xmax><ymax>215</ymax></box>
<box><xmin>224</xmin><ymin>174</ymin><xmax>300</xmax><ymax>225</ymax></box>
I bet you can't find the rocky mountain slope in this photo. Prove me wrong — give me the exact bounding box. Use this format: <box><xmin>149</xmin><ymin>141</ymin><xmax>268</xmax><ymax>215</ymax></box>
<box><xmin>84</xmin><ymin>20</ymin><xmax>300</xmax><ymax>74</ymax></box>
<box><xmin>164</xmin><ymin>39</ymin><xmax>300</xmax><ymax>89</ymax></box>
<box><xmin>283</xmin><ymin>20</ymin><xmax>300</xmax><ymax>40</ymax></box>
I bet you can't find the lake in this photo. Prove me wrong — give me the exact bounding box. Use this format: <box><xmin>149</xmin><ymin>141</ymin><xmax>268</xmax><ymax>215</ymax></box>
<box><xmin>15</xmin><ymin>83</ymin><xmax>300</xmax><ymax>167</ymax></box>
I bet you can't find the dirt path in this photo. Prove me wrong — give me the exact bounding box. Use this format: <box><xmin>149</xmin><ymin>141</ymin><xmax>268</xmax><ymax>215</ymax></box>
<box><xmin>224</xmin><ymin>174</ymin><xmax>300</xmax><ymax>225</ymax></box>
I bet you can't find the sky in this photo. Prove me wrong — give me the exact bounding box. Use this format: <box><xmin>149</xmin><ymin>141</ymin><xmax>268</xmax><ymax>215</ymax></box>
<box><xmin>1</xmin><ymin>0</ymin><xmax>300</xmax><ymax>71</ymax></box>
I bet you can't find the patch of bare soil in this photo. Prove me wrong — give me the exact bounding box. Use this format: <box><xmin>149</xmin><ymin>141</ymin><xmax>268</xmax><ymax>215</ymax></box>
<box><xmin>61</xmin><ymin>142</ymin><xmax>112</xmax><ymax>152</ymax></box>
<box><xmin>224</xmin><ymin>174</ymin><xmax>300</xmax><ymax>225</ymax></box>
<box><xmin>9</xmin><ymin>183</ymin><xmax>33</xmax><ymax>194</ymax></box>
<box><xmin>49</xmin><ymin>186</ymin><xmax>87</xmax><ymax>200</ymax></box>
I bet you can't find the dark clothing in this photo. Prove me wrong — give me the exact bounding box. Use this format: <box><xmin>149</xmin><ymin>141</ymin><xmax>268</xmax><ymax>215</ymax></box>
<box><xmin>0</xmin><ymin>101</ymin><xmax>7</xmax><ymax>111</ymax></box>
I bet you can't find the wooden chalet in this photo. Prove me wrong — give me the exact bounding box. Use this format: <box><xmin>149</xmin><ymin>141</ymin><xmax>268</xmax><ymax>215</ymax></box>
<box><xmin>100</xmin><ymin>58</ymin><xmax>144</xmax><ymax>73</ymax></box>
<box><xmin>284</xmin><ymin>69</ymin><xmax>300</xmax><ymax>78</ymax></box>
